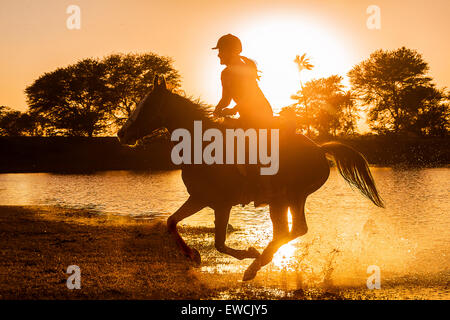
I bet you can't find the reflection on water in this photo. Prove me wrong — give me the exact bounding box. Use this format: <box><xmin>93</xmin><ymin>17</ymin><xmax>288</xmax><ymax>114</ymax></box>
<box><xmin>0</xmin><ymin>168</ymin><xmax>449</xmax><ymax>299</ymax></box>
<box><xmin>271</xmin><ymin>208</ymin><xmax>296</xmax><ymax>270</ymax></box>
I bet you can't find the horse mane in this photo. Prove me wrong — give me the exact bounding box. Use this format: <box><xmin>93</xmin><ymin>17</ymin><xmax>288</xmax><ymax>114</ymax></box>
<box><xmin>168</xmin><ymin>91</ymin><xmax>217</xmax><ymax>124</ymax></box>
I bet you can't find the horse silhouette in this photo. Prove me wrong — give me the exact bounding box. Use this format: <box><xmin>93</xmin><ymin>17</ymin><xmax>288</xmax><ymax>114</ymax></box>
<box><xmin>117</xmin><ymin>75</ymin><xmax>384</xmax><ymax>281</ymax></box>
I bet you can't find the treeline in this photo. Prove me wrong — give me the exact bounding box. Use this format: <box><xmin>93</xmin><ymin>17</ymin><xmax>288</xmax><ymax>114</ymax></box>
<box><xmin>0</xmin><ymin>53</ymin><xmax>180</xmax><ymax>137</ymax></box>
<box><xmin>0</xmin><ymin>136</ymin><xmax>175</xmax><ymax>173</ymax></box>
<box><xmin>285</xmin><ymin>47</ymin><xmax>449</xmax><ymax>137</ymax></box>
<box><xmin>1</xmin><ymin>135</ymin><xmax>448</xmax><ymax>173</ymax></box>
<box><xmin>0</xmin><ymin>47</ymin><xmax>448</xmax><ymax>138</ymax></box>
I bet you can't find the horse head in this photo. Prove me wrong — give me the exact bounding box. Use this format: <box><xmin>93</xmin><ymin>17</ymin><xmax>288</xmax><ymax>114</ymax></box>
<box><xmin>117</xmin><ymin>74</ymin><xmax>169</xmax><ymax>145</ymax></box>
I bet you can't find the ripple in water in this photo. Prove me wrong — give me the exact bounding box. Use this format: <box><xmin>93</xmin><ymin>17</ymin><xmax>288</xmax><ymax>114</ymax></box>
<box><xmin>0</xmin><ymin>168</ymin><xmax>448</xmax><ymax>299</ymax></box>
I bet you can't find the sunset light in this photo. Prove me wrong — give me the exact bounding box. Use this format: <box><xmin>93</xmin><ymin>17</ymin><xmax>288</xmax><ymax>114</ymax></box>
<box><xmin>272</xmin><ymin>208</ymin><xmax>297</xmax><ymax>270</ymax></box>
<box><xmin>0</xmin><ymin>0</ymin><xmax>448</xmax><ymax>305</ymax></box>
<box><xmin>238</xmin><ymin>15</ymin><xmax>353</xmax><ymax>112</ymax></box>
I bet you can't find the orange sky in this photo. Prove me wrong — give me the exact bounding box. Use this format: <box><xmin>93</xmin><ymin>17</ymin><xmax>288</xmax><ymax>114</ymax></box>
<box><xmin>1</xmin><ymin>0</ymin><xmax>449</xmax><ymax>118</ymax></box>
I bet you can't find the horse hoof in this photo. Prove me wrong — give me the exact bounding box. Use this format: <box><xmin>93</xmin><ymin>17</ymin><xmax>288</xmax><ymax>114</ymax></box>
<box><xmin>247</xmin><ymin>247</ymin><xmax>261</xmax><ymax>258</ymax></box>
<box><xmin>189</xmin><ymin>248</ymin><xmax>201</xmax><ymax>265</ymax></box>
<box><xmin>243</xmin><ymin>260</ymin><xmax>261</xmax><ymax>281</ymax></box>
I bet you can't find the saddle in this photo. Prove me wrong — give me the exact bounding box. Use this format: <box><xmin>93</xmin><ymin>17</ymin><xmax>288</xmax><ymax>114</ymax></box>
<box><xmin>221</xmin><ymin>116</ymin><xmax>294</xmax><ymax>207</ymax></box>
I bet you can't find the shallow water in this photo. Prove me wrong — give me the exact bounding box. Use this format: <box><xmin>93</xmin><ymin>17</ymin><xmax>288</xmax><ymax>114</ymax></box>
<box><xmin>0</xmin><ymin>168</ymin><xmax>449</xmax><ymax>299</ymax></box>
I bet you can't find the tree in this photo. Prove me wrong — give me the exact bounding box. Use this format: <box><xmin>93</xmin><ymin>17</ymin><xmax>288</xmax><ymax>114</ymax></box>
<box><xmin>294</xmin><ymin>53</ymin><xmax>314</xmax><ymax>88</ymax></box>
<box><xmin>103</xmin><ymin>53</ymin><xmax>180</xmax><ymax>126</ymax></box>
<box><xmin>0</xmin><ymin>106</ymin><xmax>35</xmax><ymax>136</ymax></box>
<box><xmin>348</xmin><ymin>47</ymin><xmax>449</xmax><ymax>135</ymax></box>
<box><xmin>291</xmin><ymin>75</ymin><xmax>359</xmax><ymax>137</ymax></box>
<box><xmin>25</xmin><ymin>53</ymin><xmax>181</xmax><ymax>136</ymax></box>
<box><xmin>345</xmin><ymin>95</ymin><xmax>360</xmax><ymax>134</ymax></box>
<box><xmin>26</xmin><ymin>59</ymin><xmax>111</xmax><ymax>137</ymax></box>
<box><xmin>293</xmin><ymin>53</ymin><xmax>314</xmax><ymax>135</ymax></box>
<box><xmin>399</xmin><ymin>86</ymin><xmax>449</xmax><ymax>136</ymax></box>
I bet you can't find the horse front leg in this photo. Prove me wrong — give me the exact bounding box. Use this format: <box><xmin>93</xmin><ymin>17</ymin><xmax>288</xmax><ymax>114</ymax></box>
<box><xmin>167</xmin><ymin>196</ymin><xmax>206</xmax><ymax>264</ymax></box>
<box><xmin>214</xmin><ymin>205</ymin><xmax>260</xmax><ymax>260</ymax></box>
<box><xmin>243</xmin><ymin>200</ymin><xmax>290</xmax><ymax>281</ymax></box>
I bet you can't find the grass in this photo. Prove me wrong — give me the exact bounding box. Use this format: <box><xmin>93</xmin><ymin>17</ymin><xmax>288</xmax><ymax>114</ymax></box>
<box><xmin>0</xmin><ymin>205</ymin><xmax>353</xmax><ymax>299</ymax></box>
<box><xmin>0</xmin><ymin>205</ymin><xmax>210</xmax><ymax>299</ymax></box>
<box><xmin>1</xmin><ymin>205</ymin><xmax>447</xmax><ymax>300</ymax></box>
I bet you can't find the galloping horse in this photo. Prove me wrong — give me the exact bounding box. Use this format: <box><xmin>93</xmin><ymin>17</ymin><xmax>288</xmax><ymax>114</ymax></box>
<box><xmin>117</xmin><ymin>75</ymin><xmax>384</xmax><ymax>281</ymax></box>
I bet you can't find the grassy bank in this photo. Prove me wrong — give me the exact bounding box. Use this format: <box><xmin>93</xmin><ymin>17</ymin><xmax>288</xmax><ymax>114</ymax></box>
<box><xmin>1</xmin><ymin>206</ymin><xmax>448</xmax><ymax>299</ymax></box>
<box><xmin>0</xmin><ymin>135</ymin><xmax>448</xmax><ymax>173</ymax></box>
<box><xmin>0</xmin><ymin>205</ymin><xmax>343</xmax><ymax>300</ymax></box>
<box><xmin>0</xmin><ymin>206</ymin><xmax>202</xmax><ymax>299</ymax></box>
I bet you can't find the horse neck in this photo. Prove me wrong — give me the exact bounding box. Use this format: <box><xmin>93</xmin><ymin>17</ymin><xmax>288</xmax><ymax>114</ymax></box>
<box><xmin>164</xmin><ymin>93</ymin><xmax>217</xmax><ymax>134</ymax></box>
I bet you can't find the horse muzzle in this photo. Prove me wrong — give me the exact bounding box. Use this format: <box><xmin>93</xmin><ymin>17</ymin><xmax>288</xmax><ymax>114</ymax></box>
<box><xmin>117</xmin><ymin>128</ymin><xmax>137</xmax><ymax>146</ymax></box>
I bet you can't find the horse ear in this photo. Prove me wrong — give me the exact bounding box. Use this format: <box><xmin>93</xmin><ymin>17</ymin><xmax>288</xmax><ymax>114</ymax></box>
<box><xmin>153</xmin><ymin>74</ymin><xmax>159</xmax><ymax>88</ymax></box>
<box><xmin>160</xmin><ymin>76</ymin><xmax>167</xmax><ymax>89</ymax></box>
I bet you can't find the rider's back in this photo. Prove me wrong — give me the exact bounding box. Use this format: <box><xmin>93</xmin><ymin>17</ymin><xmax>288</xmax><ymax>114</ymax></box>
<box><xmin>222</xmin><ymin>61</ymin><xmax>273</xmax><ymax>126</ymax></box>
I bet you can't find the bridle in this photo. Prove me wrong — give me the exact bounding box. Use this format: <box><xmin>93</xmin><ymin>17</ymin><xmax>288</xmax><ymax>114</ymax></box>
<box><xmin>127</xmin><ymin>90</ymin><xmax>169</xmax><ymax>141</ymax></box>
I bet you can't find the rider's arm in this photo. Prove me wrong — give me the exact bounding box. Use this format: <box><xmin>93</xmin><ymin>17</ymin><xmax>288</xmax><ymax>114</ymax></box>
<box><xmin>221</xmin><ymin>105</ymin><xmax>239</xmax><ymax>116</ymax></box>
<box><xmin>214</xmin><ymin>70</ymin><xmax>232</xmax><ymax>116</ymax></box>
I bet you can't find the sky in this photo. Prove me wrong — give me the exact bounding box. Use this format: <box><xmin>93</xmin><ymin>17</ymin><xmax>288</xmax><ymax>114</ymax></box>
<box><xmin>1</xmin><ymin>0</ymin><xmax>449</xmax><ymax>119</ymax></box>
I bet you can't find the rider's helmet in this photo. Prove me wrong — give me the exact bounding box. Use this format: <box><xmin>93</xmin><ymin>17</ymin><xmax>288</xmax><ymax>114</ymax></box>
<box><xmin>212</xmin><ymin>34</ymin><xmax>242</xmax><ymax>54</ymax></box>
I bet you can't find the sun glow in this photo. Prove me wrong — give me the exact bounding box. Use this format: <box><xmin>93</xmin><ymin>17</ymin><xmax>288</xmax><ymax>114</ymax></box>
<box><xmin>238</xmin><ymin>14</ymin><xmax>353</xmax><ymax>113</ymax></box>
<box><xmin>272</xmin><ymin>208</ymin><xmax>297</xmax><ymax>269</ymax></box>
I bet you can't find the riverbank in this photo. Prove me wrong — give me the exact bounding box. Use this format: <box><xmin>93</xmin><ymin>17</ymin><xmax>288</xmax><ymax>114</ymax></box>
<box><xmin>0</xmin><ymin>205</ymin><xmax>337</xmax><ymax>300</ymax></box>
<box><xmin>0</xmin><ymin>205</ymin><xmax>202</xmax><ymax>299</ymax></box>
<box><xmin>1</xmin><ymin>205</ymin><xmax>448</xmax><ymax>300</ymax></box>
<box><xmin>0</xmin><ymin>136</ymin><xmax>175</xmax><ymax>173</ymax></box>
<box><xmin>0</xmin><ymin>135</ymin><xmax>448</xmax><ymax>173</ymax></box>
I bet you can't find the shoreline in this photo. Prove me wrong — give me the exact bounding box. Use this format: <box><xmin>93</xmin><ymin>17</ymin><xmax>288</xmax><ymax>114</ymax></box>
<box><xmin>1</xmin><ymin>163</ymin><xmax>449</xmax><ymax>175</ymax></box>
<box><xmin>0</xmin><ymin>136</ymin><xmax>449</xmax><ymax>174</ymax></box>
<box><xmin>0</xmin><ymin>205</ymin><xmax>211</xmax><ymax>299</ymax></box>
<box><xmin>0</xmin><ymin>205</ymin><xmax>448</xmax><ymax>300</ymax></box>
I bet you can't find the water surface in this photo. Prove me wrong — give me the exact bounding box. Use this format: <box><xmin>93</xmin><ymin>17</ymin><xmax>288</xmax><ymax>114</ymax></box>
<box><xmin>1</xmin><ymin>168</ymin><xmax>448</xmax><ymax>299</ymax></box>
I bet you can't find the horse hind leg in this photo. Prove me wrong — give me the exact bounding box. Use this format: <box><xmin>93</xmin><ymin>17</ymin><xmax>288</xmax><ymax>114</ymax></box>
<box><xmin>290</xmin><ymin>194</ymin><xmax>308</xmax><ymax>238</ymax></box>
<box><xmin>288</xmin><ymin>159</ymin><xmax>329</xmax><ymax>238</ymax></box>
<box><xmin>214</xmin><ymin>205</ymin><xmax>260</xmax><ymax>260</ymax></box>
<box><xmin>167</xmin><ymin>196</ymin><xmax>206</xmax><ymax>264</ymax></box>
<box><xmin>243</xmin><ymin>200</ymin><xmax>291</xmax><ymax>281</ymax></box>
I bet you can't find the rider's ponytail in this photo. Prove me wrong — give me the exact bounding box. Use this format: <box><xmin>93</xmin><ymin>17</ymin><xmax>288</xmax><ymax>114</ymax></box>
<box><xmin>239</xmin><ymin>55</ymin><xmax>261</xmax><ymax>80</ymax></box>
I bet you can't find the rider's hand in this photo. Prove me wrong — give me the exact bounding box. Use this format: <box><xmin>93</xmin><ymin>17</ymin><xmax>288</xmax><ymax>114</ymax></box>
<box><xmin>221</xmin><ymin>108</ymin><xmax>238</xmax><ymax>116</ymax></box>
<box><xmin>213</xmin><ymin>107</ymin><xmax>223</xmax><ymax>117</ymax></box>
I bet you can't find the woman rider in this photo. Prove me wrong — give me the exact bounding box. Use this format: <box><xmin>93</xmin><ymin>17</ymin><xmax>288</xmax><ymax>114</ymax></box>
<box><xmin>212</xmin><ymin>34</ymin><xmax>274</xmax><ymax>128</ymax></box>
<box><xmin>212</xmin><ymin>34</ymin><xmax>274</xmax><ymax>204</ymax></box>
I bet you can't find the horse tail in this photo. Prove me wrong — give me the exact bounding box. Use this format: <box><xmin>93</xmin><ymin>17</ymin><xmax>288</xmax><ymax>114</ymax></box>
<box><xmin>320</xmin><ymin>142</ymin><xmax>384</xmax><ymax>208</ymax></box>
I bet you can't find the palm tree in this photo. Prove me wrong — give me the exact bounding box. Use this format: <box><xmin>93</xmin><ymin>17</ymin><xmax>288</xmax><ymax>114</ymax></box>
<box><xmin>294</xmin><ymin>53</ymin><xmax>314</xmax><ymax>88</ymax></box>
<box><xmin>293</xmin><ymin>54</ymin><xmax>314</xmax><ymax>135</ymax></box>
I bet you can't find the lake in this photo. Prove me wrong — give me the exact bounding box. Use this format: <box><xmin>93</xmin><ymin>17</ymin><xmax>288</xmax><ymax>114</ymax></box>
<box><xmin>0</xmin><ymin>167</ymin><xmax>449</xmax><ymax>299</ymax></box>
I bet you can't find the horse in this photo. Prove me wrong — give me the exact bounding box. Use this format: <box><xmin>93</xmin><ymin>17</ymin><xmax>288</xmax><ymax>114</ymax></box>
<box><xmin>117</xmin><ymin>75</ymin><xmax>384</xmax><ymax>281</ymax></box>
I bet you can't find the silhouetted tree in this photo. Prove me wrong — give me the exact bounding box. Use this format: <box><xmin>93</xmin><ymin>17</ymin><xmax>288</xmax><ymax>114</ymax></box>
<box><xmin>103</xmin><ymin>53</ymin><xmax>180</xmax><ymax>126</ymax></box>
<box><xmin>293</xmin><ymin>53</ymin><xmax>314</xmax><ymax>135</ymax></box>
<box><xmin>26</xmin><ymin>59</ymin><xmax>111</xmax><ymax>137</ymax></box>
<box><xmin>291</xmin><ymin>75</ymin><xmax>358</xmax><ymax>137</ymax></box>
<box><xmin>348</xmin><ymin>47</ymin><xmax>449</xmax><ymax>136</ymax></box>
<box><xmin>399</xmin><ymin>86</ymin><xmax>449</xmax><ymax>136</ymax></box>
<box><xmin>25</xmin><ymin>53</ymin><xmax>181</xmax><ymax>136</ymax></box>
<box><xmin>0</xmin><ymin>106</ymin><xmax>35</xmax><ymax>136</ymax></box>
<box><xmin>294</xmin><ymin>53</ymin><xmax>314</xmax><ymax>87</ymax></box>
